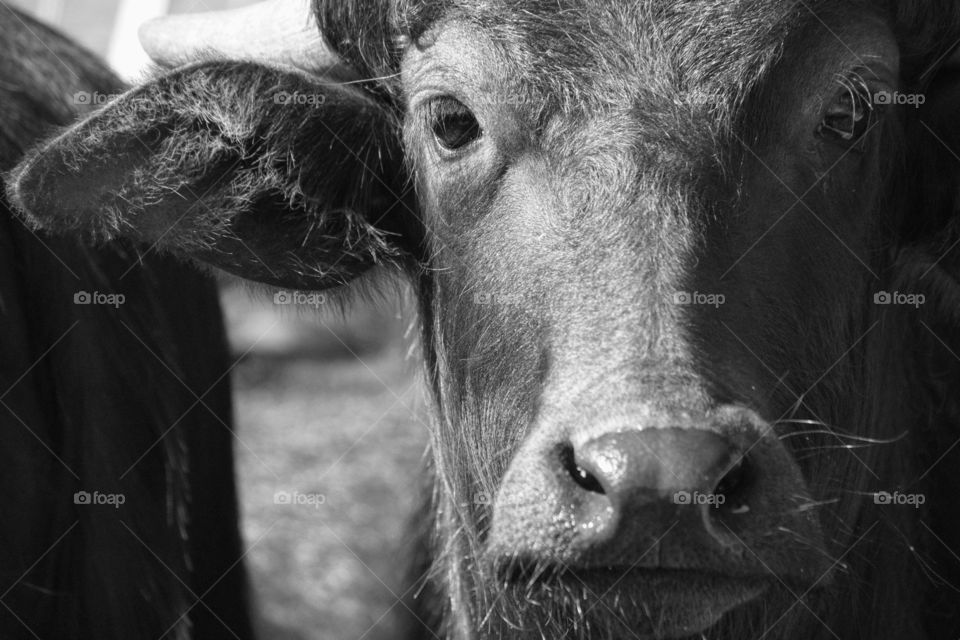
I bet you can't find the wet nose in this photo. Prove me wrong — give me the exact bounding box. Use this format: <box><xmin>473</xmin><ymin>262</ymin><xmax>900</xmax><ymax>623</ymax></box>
<box><xmin>488</xmin><ymin>412</ymin><xmax>826</xmax><ymax>580</ymax></box>
<box><xmin>559</xmin><ymin>429</ymin><xmax>750</xmax><ymax>551</ymax></box>
<box><xmin>567</xmin><ymin>428</ymin><xmax>745</xmax><ymax>501</ymax></box>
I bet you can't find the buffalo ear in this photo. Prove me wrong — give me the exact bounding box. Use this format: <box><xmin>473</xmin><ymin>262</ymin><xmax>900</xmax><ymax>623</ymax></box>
<box><xmin>5</xmin><ymin>62</ymin><xmax>414</xmax><ymax>290</ymax></box>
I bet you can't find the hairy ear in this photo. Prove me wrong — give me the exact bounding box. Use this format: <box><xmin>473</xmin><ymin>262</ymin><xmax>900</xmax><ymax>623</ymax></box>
<box><xmin>6</xmin><ymin>62</ymin><xmax>414</xmax><ymax>290</ymax></box>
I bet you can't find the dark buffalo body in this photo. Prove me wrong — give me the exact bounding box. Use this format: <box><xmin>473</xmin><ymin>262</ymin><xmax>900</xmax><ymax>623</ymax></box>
<box><xmin>0</xmin><ymin>10</ymin><xmax>252</xmax><ymax>640</ymax></box>
<box><xmin>7</xmin><ymin>0</ymin><xmax>960</xmax><ymax>639</ymax></box>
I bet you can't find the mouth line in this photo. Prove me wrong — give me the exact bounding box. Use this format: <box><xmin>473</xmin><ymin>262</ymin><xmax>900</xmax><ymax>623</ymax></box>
<box><xmin>499</xmin><ymin>563</ymin><xmax>782</xmax><ymax>592</ymax></box>
<box><xmin>558</xmin><ymin>566</ymin><xmax>776</xmax><ymax>586</ymax></box>
<box><xmin>498</xmin><ymin>566</ymin><xmax>776</xmax><ymax>638</ymax></box>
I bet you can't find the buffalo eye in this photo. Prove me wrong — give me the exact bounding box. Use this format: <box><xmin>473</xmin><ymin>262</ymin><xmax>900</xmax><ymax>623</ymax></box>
<box><xmin>817</xmin><ymin>76</ymin><xmax>876</xmax><ymax>145</ymax></box>
<box><xmin>429</xmin><ymin>97</ymin><xmax>482</xmax><ymax>152</ymax></box>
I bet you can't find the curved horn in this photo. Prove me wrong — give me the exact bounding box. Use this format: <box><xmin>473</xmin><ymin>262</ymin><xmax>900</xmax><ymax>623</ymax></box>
<box><xmin>138</xmin><ymin>0</ymin><xmax>337</xmax><ymax>74</ymax></box>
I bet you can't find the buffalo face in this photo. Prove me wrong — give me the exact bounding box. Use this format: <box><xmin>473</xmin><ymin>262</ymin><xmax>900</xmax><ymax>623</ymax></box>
<box><xmin>8</xmin><ymin>1</ymin><xmax>960</xmax><ymax>638</ymax></box>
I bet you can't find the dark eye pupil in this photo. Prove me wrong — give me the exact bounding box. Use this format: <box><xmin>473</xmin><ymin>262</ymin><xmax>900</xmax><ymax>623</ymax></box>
<box><xmin>432</xmin><ymin>100</ymin><xmax>482</xmax><ymax>151</ymax></box>
<box><xmin>819</xmin><ymin>84</ymin><xmax>873</xmax><ymax>143</ymax></box>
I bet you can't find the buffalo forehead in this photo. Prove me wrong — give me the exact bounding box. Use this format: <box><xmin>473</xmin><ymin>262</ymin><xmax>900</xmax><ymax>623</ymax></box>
<box><xmin>402</xmin><ymin>0</ymin><xmax>847</xmax><ymax>114</ymax></box>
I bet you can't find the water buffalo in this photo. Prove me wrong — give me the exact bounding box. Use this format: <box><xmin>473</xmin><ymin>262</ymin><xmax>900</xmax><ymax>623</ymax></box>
<box><xmin>0</xmin><ymin>10</ymin><xmax>252</xmax><ymax>640</ymax></box>
<box><xmin>8</xmin><ymin>0</ymin><xmax>960</xmax><ymax>638</ymax></box>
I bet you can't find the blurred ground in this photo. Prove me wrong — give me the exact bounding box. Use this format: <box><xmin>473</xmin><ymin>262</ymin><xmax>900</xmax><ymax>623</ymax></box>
<box><xmin>222</xmin><ymin>281</ymin><xmax>430</xmax><ymax>640</ymax></box>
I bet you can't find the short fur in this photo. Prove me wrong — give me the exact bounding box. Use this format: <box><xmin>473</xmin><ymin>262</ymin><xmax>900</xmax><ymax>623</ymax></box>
<box><xmin>7</xmin><ymin>1</ymin><xmax>960</xmax><ymax>639</ymax></box>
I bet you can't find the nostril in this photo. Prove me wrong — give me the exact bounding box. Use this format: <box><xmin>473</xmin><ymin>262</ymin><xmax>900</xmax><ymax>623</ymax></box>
<box><xmin>713</xmin><ymin>456</ymin><xmax>753</xmax><ymax>512</ymax></box>
<box><xmin>559</xmin><ymin>444</ymin><xmax>605</xmax><ymax>494</ymax></box>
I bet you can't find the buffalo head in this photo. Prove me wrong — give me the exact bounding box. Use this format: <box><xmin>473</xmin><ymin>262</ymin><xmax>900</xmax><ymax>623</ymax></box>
<box><xmin>8</xmin><ymin>1</ymin><xmax>960</xmax><ymax>638</ymax></box>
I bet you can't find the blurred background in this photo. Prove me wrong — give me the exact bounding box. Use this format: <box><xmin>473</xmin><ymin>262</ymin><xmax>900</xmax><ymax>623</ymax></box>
<box><xmin>5</xmin><ymin>1</ymin><xmax>429</xmax><ymax>638</ymax></box>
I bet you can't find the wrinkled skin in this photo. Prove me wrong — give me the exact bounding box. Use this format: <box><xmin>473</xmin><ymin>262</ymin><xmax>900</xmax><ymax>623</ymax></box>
<box><xmin>7</xmin><ymin>0</ymin><xmax>960</xmax><ymax>639</ymax></box>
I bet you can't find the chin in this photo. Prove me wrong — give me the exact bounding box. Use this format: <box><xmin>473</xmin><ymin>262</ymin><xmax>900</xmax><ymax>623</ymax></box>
<box><xmin>489</xmin><ymin>568</ymin><xmax>773</xmax><ymax>639</ymax></box>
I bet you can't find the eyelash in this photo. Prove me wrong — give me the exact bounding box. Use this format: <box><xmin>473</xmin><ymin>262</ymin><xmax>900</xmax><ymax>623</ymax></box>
<box><xmin>817</xmin><ymin>73</ymin><xmax>878</xmax><ymax>147</ymax></box>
